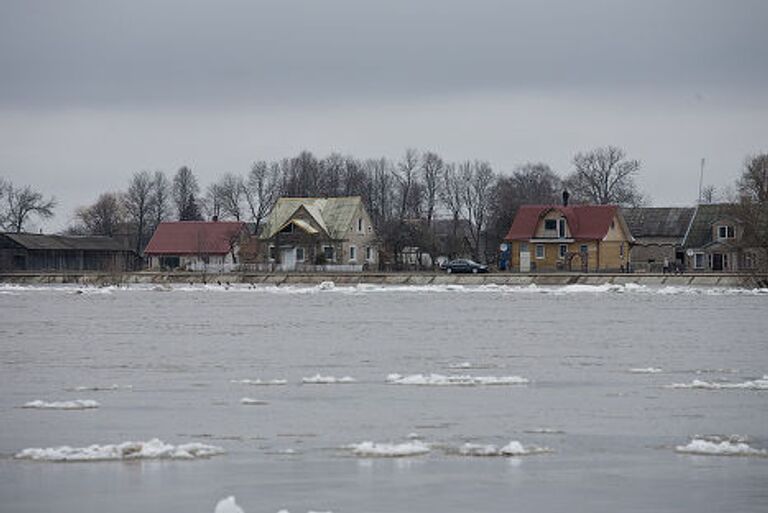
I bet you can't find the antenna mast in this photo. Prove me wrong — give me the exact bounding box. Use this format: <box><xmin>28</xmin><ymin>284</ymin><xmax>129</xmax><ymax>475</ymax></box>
<box><xmin>698</xmin><ymin>158</ymin><xmax>705</xmax><ymax>204</ymax></box>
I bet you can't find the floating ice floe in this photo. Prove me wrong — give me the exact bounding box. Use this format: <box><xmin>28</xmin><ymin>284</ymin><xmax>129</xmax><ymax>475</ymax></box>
<box><xmin>318</xmin><ymin>281</ymin><xmax>335</xmax><ymax>290</ymax></box>
<box><xmin>14</xmin><ymin>438</ymin><xmax>225</xmax><ymax>462</ymax></box>
<box><xmin>667</xmin><ymin>375</ymin><xmax>768</xmax><ymax>390</ymax></box>
<box><xmin>348</xmin><ymin>440</ymin><xmax>431</xmax><ymax>457</ymax></box>
<box><xmin>456</xmin><ymin>441</ymin><xmax>550</xmax><ymax>457</ymax></box>
<box><xmin>240</xmin><ymin>398</ymin><xmax>269</xmax><ymax>405</ymax></box>
<box><xmin>214</xmin><ymin>497</ymin><xmax>333</xmax><ymax>513</ymax></box>
<box><xmin>386</xmin><ymin>373</ymin><xmax>529</xmax><ymax>386</ymax></box>
<box><xmin>629</xmin><ymin>367</ymin><xmax>663</xmax><ymax>374</ymax></box>
<box><xmin>675</xmin><ymin>436</ymin><xmax>767</xmax><ymax>456</ymax></box>
<box><xmin>301</xmin><ymin>375</ymin><xmax>356</xmax><ymax>384</ymax></box>
<box><xmin>22</xmin><ymin>399</ymin><xmax>99</xmax><ymax>410</ymax></box>
<box><xmin>231</xmin><ymin>379</ymin><xmax>288</xmax><ymax>386</ymax></box>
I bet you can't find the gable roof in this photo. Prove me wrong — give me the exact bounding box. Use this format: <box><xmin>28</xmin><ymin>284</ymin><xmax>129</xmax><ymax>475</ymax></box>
<box><xmin>144</xmin><ymin>221</ymin><xmax>245</xmax><ymax>255</ymax></box>
<box><xmin>683</xmin><ymin>204</ymin><xmax>740</xmax><ymax>248</ymax></box>
<box><xmin>623</xmin><ymin>207</ymin><xmax>695</xmax><ymax>239</ymax></box>
<box><xmin>260</xmin><ymin>197</ymin><xmax>365</xmax><ymax>240</ymax></box>
<box><xmin>505</xmin><ymin>205</ymin><xmax>627</xmax><ymax>241</ymax></box>
<box><xmin>1</xmin><ymin>233</ymin><xmax>130</xmax><ymax>252</ymax></box>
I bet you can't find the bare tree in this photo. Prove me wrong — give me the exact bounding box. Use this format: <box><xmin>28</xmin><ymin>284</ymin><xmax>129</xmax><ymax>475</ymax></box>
<box><xmin>74</xmin><ymin>193</ymin><xmax>124</xmax><ymax>236</ymax></box>
<box><xmin>393</xmin><ymin>148</ymin><xmax>422</xmax><ymax>221</ymax></box>
<box><xmin>172</xmin><ymin>166</ymin><xmax>203</xmax><ymax>221</ymax></box>
<box><xmin>242</xmin><ymin>161</ymin><xmax>281</xmax><ymax>235</ymax></box>
<box><xmin>2</xmin><ymin>182</ymin><xmax>56</xmax><ymax>233</ymax></box>
<box><xmin>364</xmin><ymin>157</ymin><xmax>395</xmax><ymax>229</ymax></box>
<box><xmin>460</xmin><ymin>161</ymin><xmax>495</xmax><ymax>262</ymax></box>
<box><xmin>700</xmin><ymin>184</ymin><xmax>718</xmax><ymax>204</ymax></box>
<box><xmin>421</xmin><ymin>151</ymin><xmax>444</xmax><ymax>225</ymax></box>
<box><xmin>733</xmin><ymin>153</ymin><xmax>768</xmax><ymax>273</ymax></box>
<box><xmin>206</xmin><ymin>173</ymin><xmax>245</xmax><ymax>221</ymax></box>
<box><xmin>149</xmin><ymin>171</ymin><xmax>171</xmax><ymax>232</ymax></box>
<box><xmin>565</xmin><ymin>146</ymin><xmax>644</xmax><ymax>206</ymax></box>
<box><xmin>124</xmin><ymin>171</ymin><xmax>154</xmax><ymax>253</ymax></box>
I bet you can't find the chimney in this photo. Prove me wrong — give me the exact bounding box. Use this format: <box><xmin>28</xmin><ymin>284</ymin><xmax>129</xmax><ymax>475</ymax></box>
<box><xmin>212</xmin><ymin>215</ymin><xmax>219</xmax><ymax>222</ymax></box>
<box><xmin>562</xmin><ymin>189</ymin><xmax>570</xmax><ymax>207</ymax></box>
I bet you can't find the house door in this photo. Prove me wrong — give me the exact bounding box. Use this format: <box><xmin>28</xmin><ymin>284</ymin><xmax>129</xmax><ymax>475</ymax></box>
<box><xmin>281</xmin><ymin>248</ymin><xmax>296</xmax><ymax>271</ymax></box>
<box><xmin>712</xmin><ymin>253</ymin><xmax>723</xmax><ymax>271</ymax></box>
<box><xmin>519</xmin><ymin>251</ymin><xmax>531</xmax><ymax>272</ymax></box>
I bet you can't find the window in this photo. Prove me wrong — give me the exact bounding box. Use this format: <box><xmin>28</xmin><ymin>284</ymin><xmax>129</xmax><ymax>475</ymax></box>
<box><xmin>620</xmin><ymin>243</ymin><xmax>625</xmax><ymax>257</ymax></box>
<box><xmin>520</xmin><ymin>242</ymin><xmax>529</xmax><ymax>253</ymax></box>
<box><xmin>269</xmin><ymin>245</ymin><xmax>276</xmax><ymax>260</ymax></box>
<box><xmin>535</xmin><ymin>244</ymin><xmax>545</xmax><ymax>259</ymax></box>
<box><xmin>280</xmin><ymin>223</ymin><xmax>294</xmax><ymax>234</ymax></box>
<box><xmin>296</xmin><ymin>247</ymin><xmax>305</xmax><ymax>262</ymax></box>
<box><xmin>718</xmin><ymin>226</ymin><xmax>735</xmax><ymax>239</ymax></box>
<box><xmin>559</xmin><ymin>244</ymin><xmax>568</xmax><ymax>259</ymax></box>
<box><xmin>744</xmin><ymin>252</ymin><xmax>756</xmax><ymax>269</ymax></box>
<box><xmin>349</xmin><ymin>246</ymin><xmax>357</xmax><ymax>261</ymax></box>
<box><xmin>366</xmin><ymin>246</ymin><xmax>373</xmax><ymax>261</ymax></box>
<box><xmin>580</xmin><ymin>244</ymin><xmax>588</xmax><ymax>254</ymax></box>
<box><xmin>323</xmin><ymin>246</ymin><xmax>334</xmax><ymax>261</ymax></box>
<box><xmin>358</xmin><ymin>218</ymin><xmax>363</xmax><ymax>232</ymax></box>
<box><xmin>694</xmin><ymin>253</ymin><xmax>705</xmax><ymax>269</ymax></box>
<box><xmin>558</xmin><ymin>218</ymin><xmax>566</xmax><ymax>238</ymax></box>
<box><xmin>544</xmin><ymin>219</ymin><xmax>557</xmax><ymax>231</ymax></box>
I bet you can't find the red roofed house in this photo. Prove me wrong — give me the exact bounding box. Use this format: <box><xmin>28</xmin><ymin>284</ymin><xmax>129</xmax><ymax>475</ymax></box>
<box><xmin>504</xmin><ymin>203</ymin><xmax>634</xmax><ymax>272</ymax></box>
<box><xmin>144</xmin><ymin>221</ymin><xmax>247</xmax><ymax>271</ymax></box>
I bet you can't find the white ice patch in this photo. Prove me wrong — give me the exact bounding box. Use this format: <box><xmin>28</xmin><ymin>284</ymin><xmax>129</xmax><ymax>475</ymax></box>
<box><xmin>231</xmin><ymin>379</ymin><xmax>287</xmax><ymax>386</ymax></box>
<box><xmin>675</xmin><ymin>436</ymin><xmax>767</xmax><ymax>456</ymax></box>
<box><xmin>240</xmin><ymin>398</ymin><xmax>269</xmax><ymax>405</ymax></box>
<box><xmin>386</xmin><ymin>373</ymin><xmax>528</xmax><ymax>386</ymax></box>
<box><xmin>456</xmin><ymin>441</ymin><xmax>550</xmax><ymax>457</ymax></box>
<box><xmin>22</xmin><ymin>399</ymin><xmax>99</xmax><ymax>410</ymax></box>
<box><xmin>629</xmin><ymin>367</ymin><xmax>663</xmax><ymax>374</ymax></box>
<box><xmin>348</xmin><ymin>440</ymin><xmax>430</xmax><ymax>457</ymax></box>
<box><xmin>215</xmin><ymin>496</ymin><xmax>245</xmax><ymax>513</ymax></box>
<box><xmin>301</xmin><ymin>375</ymin><xmax>356</xmax><ymax>384</ymax></box>
<box><xmin>318</xmin><ymin>281</ymin><xmax>335</xmax><ymax>290</ymax></box>
<box><xmin>15</xmin><ymin>438</ymin><xmax>225</xmax><ymax>462</ymax></box>
<box><xmin>70</xmin><ymin>384</ymin><xmax>132</xmax><ymax>391</ymax></box>
<box><xmin>667</xmin><ymin>375</ymin><xmax>768</xmax><ymax>390</ymax></box>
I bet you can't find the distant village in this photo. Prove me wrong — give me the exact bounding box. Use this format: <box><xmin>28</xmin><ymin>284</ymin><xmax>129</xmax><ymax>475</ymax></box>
<box><xmin>1</xmin><ymin>147</ymin><xmax>766</xmax><ymax>275</ymax></box>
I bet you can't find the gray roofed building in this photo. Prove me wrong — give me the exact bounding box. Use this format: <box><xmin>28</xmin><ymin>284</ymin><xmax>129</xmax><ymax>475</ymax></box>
<box><xmin>0</xmin><ymin>233</ymin><xmax>137</xmax><ymax>272</ymax></box>
<box><xmin>623</xmin><ymin>207</ymin><xmax>695</xmax><ymax>272</ymax></box>
<box><xmin>681</xmin><ymin>204</ymin><xmax>755</xmax><ymax>272</ymax></box>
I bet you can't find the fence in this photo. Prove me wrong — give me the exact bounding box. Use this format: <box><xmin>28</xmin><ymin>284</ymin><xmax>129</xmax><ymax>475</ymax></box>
<box><xmin>187</xmin><ymin>262</ymin><xmax>365</xmax><ymax>273</ymax></box>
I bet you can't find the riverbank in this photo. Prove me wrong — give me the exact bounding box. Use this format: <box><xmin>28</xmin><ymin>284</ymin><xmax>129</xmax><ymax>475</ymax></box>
<box><xmin>1</xmin><ymin>271</ymin><xmax>765</xmax><ymax>288</ymax></box>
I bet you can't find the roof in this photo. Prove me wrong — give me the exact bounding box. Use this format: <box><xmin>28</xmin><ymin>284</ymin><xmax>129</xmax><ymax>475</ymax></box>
<box><xmin>144</xmin><ymin>221</ymin><xmax>246</xmax><ymax>255</ymax></box>
<box><xmin>622</xmin><ymin>207</ymin><xmax>695</xmax><ymax>239</ymax></box>
<box><xmin>504</xmin><ymin>205</ymin><xmax>626</xmax><ymax>241</ymax></box>
<box><xmin>683</xmin><ymin>204</ymin><xmax>739</xmax><ymax>248</ymax></box>
<box><xmin>260</xmin><ymin>197</ymin><xmax>365</xmax><ymax>240</ymax></box>
<box><xmin>1</xmin><ymin>233</ymin><xmax>130</xmax><ymax>252</ymax></box>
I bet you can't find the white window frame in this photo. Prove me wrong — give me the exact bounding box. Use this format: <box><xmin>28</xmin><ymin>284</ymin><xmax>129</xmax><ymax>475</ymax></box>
<box><xmin>349</xmin><ymin>245</ymin><xmax>357</xmax><ymax>262</ymax></box>
<box><xmin>366</xmin><ymin>246</ymin><xmax>373</xmax><ymax>261</ymax></box>
<box><xmin>559</xmin><ymin>244</ymin><xmax>568</xmax><ymax>259</ymax></box>
<box><xmin>693</xmin><ymin>252</ymin><xmax>705</xmax><ymax>270</ymax></box>
<box><xmin>295</xmin><ymin>247</ymin><xmax>305</xmax><ymax>262</ymax></box>
<box><xmin>558</xmin><ymin>218</ymin><xmax>566</xmax><ymax>238</ymax></box>
<box><xmin>718</xmin><ymin>225</ymin><xmax>734</xmax><ymax>240</ymax></box>
<box><xmin>323</xmin><ymin>245</ymin><xmax>334</xmax><ymax>262</ymax></box>
<box><xmin>535</xmin><ymin>244</ymin><xmax>545</xmax><ymax>259</ymax></box>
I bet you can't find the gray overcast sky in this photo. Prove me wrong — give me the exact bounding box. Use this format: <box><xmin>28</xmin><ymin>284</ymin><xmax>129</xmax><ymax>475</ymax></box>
<box><xmin>1</xmin><ymin>0</ymin><xmax>767</xmax><ymax>230</ymax></box>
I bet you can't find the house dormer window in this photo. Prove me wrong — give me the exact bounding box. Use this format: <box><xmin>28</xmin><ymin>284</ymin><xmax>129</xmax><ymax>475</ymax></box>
<box><xmin>717</xmin><ymin>226</ymin><xmax>734</xmax><ymax>240</ymax></box>
<box><xmin>544</xmin><ymin>219</ymin><xmax>557</xmax><ymax>231</ymax></box>
<box><xmin>558</xmin><ymin>218</ymin><xmax>566</xmax><ymax>238</ymax></box>
<box><xmin>357</xmin><ymin>218</ymin><xmax>363</xmax><ymax>232</ymax></box>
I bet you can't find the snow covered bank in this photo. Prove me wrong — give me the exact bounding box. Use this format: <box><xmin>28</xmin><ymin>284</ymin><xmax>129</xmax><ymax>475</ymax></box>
<box><xmin>15</xmin><ymin>438</ymin><xmax>224</xmax><ymax>462</ymax></box>
<box><xmin>231</xmin><ymin>378</ymin><xmax>287</xmax><ymax>386</ymax></box>
<box><xmin>347</xmin><ymin>440</ymin><xmax>431</xmax><ymax>457</ymax></box>
<box><xmin>455</xmin><ymin>441</ymin><xmax>551</xmax><ymax>457</ymax></box>
<box><xmin>301</xmin><ymin>375</ymin><xmax>356</xmax><ymax>384</ymax></box>
<box><xmin>667</xmin><ymin>375</ymin><xmax>768</xmax><ymax>390</ymax></box>
<box><xmin>675</xmin><ymin>436</ymin><xmax>767</xmax><ymax>456</ymax></box>
<box><xmin>386</xmin><ymin>373</ymin><xmax>528</xmax><ymax>386</ymax></box>
<box><xmin>22</xmin><ymin>399</ymin><xmax>99</xmax><ymax>410</ymax></box>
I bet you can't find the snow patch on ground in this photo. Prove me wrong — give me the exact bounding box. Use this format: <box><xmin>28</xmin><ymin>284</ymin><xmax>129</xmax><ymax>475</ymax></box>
<box><xmin>675</xmin><ymin>436</ymin><xmax>767</xmax><ymax>456</ymax></box>
<box><xmin>301</xmin><ymin>375</ymin><xmax>356</xmax><ymax>384</ymax></box>
<box><xmin>629</xmin><ymin>367</ymin><xmax>663</xmax><ymax>374</ymax></box>
<box><xmin>15</xmin><ymin>438</ymin><xmax>225</xmax><ymax>461</ymax></box>
<box><xmin>22</xmin><ymin>399</ymin><xmax>99</xmax><ymax>410</ymax></box>
<box><xmin>347</xmin><ymin>440</ymin><xmax>430</xmax><ymax>457</ymax></box>
<box><xmin>231</xmin><ymin>378</ymin><xmax>287</xmax><ymax>386</ymax></box>
<box><xmin>455</xmin><ymin>441</ymin><xmax>551</xmax><ymax>457</ymax></box>
<box><xmin>667</xmin><ymin>375</ymin><xmax>768</xmax><ymax>390</ymax></box>
<box><xmin>240</xmin><ymin>398</ymin><xmax>269</xmax><ymax>405</ymax></box>
<box><xmin>386</xmin><ymin>373</ymin><xmax>529</xmax><ymax>386</ymax></box>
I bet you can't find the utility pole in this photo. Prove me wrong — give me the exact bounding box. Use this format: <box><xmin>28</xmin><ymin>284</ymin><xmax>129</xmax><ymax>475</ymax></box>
<box><xmin>698</xmin><ymin>158</ymin><xmax>705</xmax><ymax>205</ymax></box>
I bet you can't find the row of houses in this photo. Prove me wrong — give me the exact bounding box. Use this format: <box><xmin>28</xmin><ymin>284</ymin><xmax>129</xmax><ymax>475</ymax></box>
<box><xmin>0</xmin><ymin>196</ymin><xmax>761</xmax><ymax>273</ymax></box>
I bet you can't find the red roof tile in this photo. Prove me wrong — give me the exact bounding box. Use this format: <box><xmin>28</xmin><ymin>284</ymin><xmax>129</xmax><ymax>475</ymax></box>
<box><xmin>504</xmin><ymin>205</ymin><xmax>619</xmax><ymax>241</ymax></box>
<box><xmin>144</xmin><ymin>221</ymin><xmax>246</xmax><ymax>255</ymax></box>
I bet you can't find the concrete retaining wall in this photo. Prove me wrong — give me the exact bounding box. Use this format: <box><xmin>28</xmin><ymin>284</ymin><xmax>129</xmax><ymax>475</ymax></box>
<box><xmin>1</xmin><ymin>271</ymin><xmax>765</xmax><ymax>288</ymax></box>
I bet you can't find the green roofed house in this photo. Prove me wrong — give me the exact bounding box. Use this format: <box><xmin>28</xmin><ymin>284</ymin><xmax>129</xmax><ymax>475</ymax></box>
<box><xmin>253</xmin><ymin>196</ymin><xmax>378</xmax><ymax>271</ymax></box>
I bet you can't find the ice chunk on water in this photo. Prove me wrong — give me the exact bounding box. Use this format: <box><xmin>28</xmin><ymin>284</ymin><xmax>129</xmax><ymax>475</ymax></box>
<box><xmin>629</xmin><ymin>367</ymin><xmax>662</xmax><ymax>374</ymax></box>
<box><xmin>675</xmin><ymin>436</ymin><xmax>767</xmax><ymax>456</ymax></box>
<box><xmin>301</xmin><ymin>375</ymin><xmax>356</xmax><ymax>384</ymax></box>
<box><xmin>215</xmin><ymin>496</ymin><xmax>245</xmax><ymax>513</ymax></box>
<box><xmin>386</xmin><ymin>373</ymin><xmax>528</xmax><ymax>386</ymax></box>
<box><xmin>22</xmin><ymin>399</ymin><xmax>99</xmax><ymax>410</ymax></box>
<box><xmin>318</xmin><ymin>281</ymin><xmax>335</xmax><ymax>290</ymax></box>
<box><xmin>348</xmin><ymin>440</ymin><xmax>430</xmax><ymax>457</ymax></box>
<box><xmin>667</xmin><ymin>375</ymin><xmax>768</xmax><ymax>390</ymax></box>
<box><xmin>231</xmin><ymin>378</ymin><xmax>287</xmax><ymax>386</ymax></box>
<box><xmin>15</xmin><ymin>438</ymin><xmax>225</xmax><ymax>461</ymax></box>
<box><xmin>455</xmin><ymin>441</ymin><xmax>550</xmax><ymax>456</ymax></box>
<box><xmin>240</xmin><ymin>398</ymin><xmax>268</xmax><ymax>405</ymax></box>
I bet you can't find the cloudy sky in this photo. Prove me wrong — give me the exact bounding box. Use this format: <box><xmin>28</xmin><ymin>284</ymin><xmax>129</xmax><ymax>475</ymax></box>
<box><xmin>1</xmin><ymin>0</ymin><xmax>766</xmax><ymax>230</ymax></box>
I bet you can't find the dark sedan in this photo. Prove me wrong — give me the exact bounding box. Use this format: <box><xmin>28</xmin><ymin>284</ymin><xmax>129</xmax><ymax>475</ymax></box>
<box><xmin>443</xmin><ymin>259</ymin><xmax>489</xmax><ymax>274</ymax></box>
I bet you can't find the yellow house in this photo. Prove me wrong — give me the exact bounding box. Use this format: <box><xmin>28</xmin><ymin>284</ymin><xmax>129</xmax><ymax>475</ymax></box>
<box><xmin>504</xmin><ymin>204</ymin><xmax>634</xmax><ymax>272</ymax></box>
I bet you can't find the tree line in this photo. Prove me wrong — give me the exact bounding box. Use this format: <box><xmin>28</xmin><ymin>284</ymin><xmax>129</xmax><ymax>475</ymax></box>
<box><xmin>2</xmin><ymin>147</ymin><xmax>766</xmax><ymax>269</ymax></box>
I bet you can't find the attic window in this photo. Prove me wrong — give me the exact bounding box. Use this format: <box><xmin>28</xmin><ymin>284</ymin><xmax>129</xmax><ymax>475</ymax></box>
<box><xmin>718</xmin><ymin>226</ymin><xmax>734</xmax><ymax>239</ymax></box>
<box><xmin>358</xmin><ymin>218</ymin><xmax>363</xmax><ymax>232</ymax></box>
<box><xmin>544</xmin><ymin>219</ymin><xmax>557</xmax><ymax>231</ymax></box>
<box><xmin>280</xmin><ymin>223</ymin><xmax>294</xmax><ymax>234</ymax></box>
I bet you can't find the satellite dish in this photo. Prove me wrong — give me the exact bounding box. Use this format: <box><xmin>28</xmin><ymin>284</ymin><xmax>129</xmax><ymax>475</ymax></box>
<box><xmin>686</xmin><ymin>249</ymin><xmax>694</xmax><ymax>257</ymax></box>
<box><xmin>500</xmin><ymin>243</ymin><xmax>509</xmax><ymax>252</ymax></box>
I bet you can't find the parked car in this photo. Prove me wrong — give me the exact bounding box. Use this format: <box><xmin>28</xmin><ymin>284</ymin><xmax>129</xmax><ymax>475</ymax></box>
<box><xmin>443</xmin><ymin>259</ymin><xmax>489</xmax><ymax>274</ymax></box>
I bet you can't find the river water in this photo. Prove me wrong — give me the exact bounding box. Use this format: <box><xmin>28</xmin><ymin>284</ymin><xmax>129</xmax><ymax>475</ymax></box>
<box><xmin>1</xmin><ymin>283</ymin><xmax>767</xmax><ymax>513</ymax></box>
